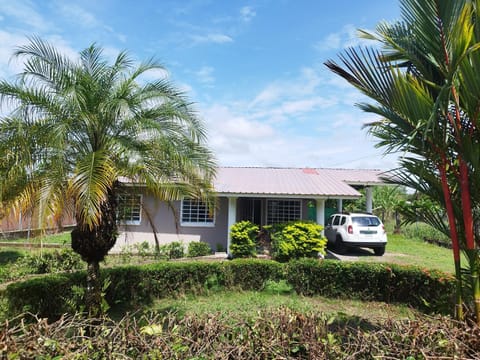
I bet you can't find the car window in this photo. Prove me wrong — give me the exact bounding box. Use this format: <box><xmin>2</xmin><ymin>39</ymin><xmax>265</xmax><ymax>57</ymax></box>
<box><xmin>340</xmin><ymin>216</ymin><xmax>346</xmax><ymax>225</ymax></box>
<box><xmin>326</xmin><ymin>216</ymin><xmax>334</xmax><ymax>226</ymax></box>
<box><xmin>352</xmin><ymin>216</ymin><xmax>381</xmax><ymax>226</ymax></box>
<box><xmin>333</xmin><ymin>215</ymin><xmax>340</xmax><ymax>226</ymax></box>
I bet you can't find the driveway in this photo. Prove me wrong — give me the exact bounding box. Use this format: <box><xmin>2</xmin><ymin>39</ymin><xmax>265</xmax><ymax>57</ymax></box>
<box><xmin>326</xmin><ymin>247</ymin><xmax>403</xmax><ymax>262</ymax></box>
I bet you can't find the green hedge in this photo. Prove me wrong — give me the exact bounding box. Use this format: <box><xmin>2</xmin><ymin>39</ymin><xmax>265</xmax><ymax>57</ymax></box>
<box><xmin>285</xmin><ymin>259</ymin><xmax>455</xmax><ymax>314</ymax></box>
<box><xmin>5</xmin><ymin>272</ymin><xmax>86</xmax><ymax>318</ymax></box>
<box><xmin>5</xmin><ymin>259</ymin><xmax>282</xmax><ymax>319</ymax></box>
<box><xmin>5</xmin><ymin>259</ymin><xmax>455</xmax><ymax>320</ymax></box>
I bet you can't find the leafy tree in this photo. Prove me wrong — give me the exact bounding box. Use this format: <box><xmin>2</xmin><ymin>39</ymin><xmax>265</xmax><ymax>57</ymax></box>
<box><xmin>326</xmin><ymin>0</ymin><xmax>480</xmax><ymax>323</ymax></box>
<box><xmin>0</xmin><ymin>38</ymin><xmax>216</xmax><ymax>316</ymax></box>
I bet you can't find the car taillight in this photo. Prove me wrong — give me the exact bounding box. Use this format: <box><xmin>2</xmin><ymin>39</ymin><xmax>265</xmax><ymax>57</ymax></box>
<box><xmin>382</xmin><ymin>225</ymin><xmax>386</xmax><ymax>234</ymax></box>
<box><xmin>348</xmin><ymin>225</ymin><xmax>353</xmax><ymax>234</ymax></box>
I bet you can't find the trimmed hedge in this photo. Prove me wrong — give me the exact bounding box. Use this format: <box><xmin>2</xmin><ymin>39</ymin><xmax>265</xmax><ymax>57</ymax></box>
<box><xmin>285</xmin><ymin>259</ymin><xmax>455</xmax><ymax>314</ymax></box>
<box><xmin>5</xmin><ymin>259</ymin><xmax>282</xmax><ymax>319</ymax></box>
<box><xmin>5</xmin><ymin>259</ymin><xmax>455</xmax><ymax>320</ymax></box>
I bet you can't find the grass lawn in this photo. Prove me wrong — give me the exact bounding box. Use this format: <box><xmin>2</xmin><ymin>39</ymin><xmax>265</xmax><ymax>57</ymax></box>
<box><xmin>1</xmin><ymin>231</ymin><xmax>71</xmax><ymax>245</ymax></box>
<box><xmin>352</xmin><ymin>234</ymin><xmax>460</xmax><ymax>273</ymax></box>
<box><xmin>115</xmin><ymin>280</ymin><xmax>418</xmax><ymax>325</ymax></box>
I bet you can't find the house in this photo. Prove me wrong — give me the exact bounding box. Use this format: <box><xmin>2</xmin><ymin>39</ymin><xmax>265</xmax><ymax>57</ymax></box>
<box><xmin>113</xmin><ymin>166</ymin><xmax>387</xmax><ymax>253</ymax></box>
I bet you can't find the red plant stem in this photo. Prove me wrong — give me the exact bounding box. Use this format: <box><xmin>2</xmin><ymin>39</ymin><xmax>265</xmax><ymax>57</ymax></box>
<box><xmin>459</xmin><ymin>159</ymin><xmax>475</xmax><ymax>249</ymax></box>
<box><xmin>439</xmin><ymin>161</ymin><xmax>461</xmax><ymax>261</ymax></box>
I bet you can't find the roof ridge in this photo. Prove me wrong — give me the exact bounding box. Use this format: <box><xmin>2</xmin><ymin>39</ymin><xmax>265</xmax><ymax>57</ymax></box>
<box><xmin>218</xmin><ymin>166</ymin><xmax>382</xmax><ymax>171</ymax></box>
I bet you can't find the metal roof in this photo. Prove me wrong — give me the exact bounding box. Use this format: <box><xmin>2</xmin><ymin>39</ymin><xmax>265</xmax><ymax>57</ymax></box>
<box><xmin>214</xmin><ymin>167</ymin><xmax>387</xmax><ymax>198</ymax></box>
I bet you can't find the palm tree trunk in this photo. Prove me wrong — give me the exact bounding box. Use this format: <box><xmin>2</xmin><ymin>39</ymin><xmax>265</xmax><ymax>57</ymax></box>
<box><xmin>86</xmin><ymin>260</ymin><xmax>101</xmax><ymax>317</ymax></box>
<box><xmin>439</xmin><ymin>162</ymin><xmax>464</xmax><ymax>320</ymax></box>
<box><xmin>71</xmin><ymin>184</ymin><xmax>118</xmax><ymax>317</ymax></box>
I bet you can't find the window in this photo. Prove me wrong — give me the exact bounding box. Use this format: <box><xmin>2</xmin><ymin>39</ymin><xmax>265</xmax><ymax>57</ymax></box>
<box><xmin>181</xmin><ymin>199</ymin><xmax>214</xmax><ymax>226</ymax></box>
<box><xmin>117</xmin><ymin>194</ymin><xmax>142</xmax><ymax>225</ymax></box>
<box><xmin>267</xmin><ymin>199</ymin><xmax>301</xmax><ymax>224</ymax></box>
<box><xmin>333</xmin><ymin>215</ymin><xmax>341</xmax><ymax>226</ymax></box>
<box><xmin>352</xmin><ymin>216</ymin><xmax>381</xmax><ymax>226</ymax></box>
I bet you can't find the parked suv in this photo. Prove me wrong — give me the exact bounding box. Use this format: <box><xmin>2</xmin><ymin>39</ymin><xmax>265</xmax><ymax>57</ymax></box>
<box><xmin>325</xmin><ymin>212</ymin><xmax>387</xmax><ymax>256</ymax></box>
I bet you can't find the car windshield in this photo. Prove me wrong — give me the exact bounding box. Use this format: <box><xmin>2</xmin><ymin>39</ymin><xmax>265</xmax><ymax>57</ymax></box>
<box><xmin>352</xmin><ymin>216</ymin><xmax>381</xmax><ymax>226</ymax></box>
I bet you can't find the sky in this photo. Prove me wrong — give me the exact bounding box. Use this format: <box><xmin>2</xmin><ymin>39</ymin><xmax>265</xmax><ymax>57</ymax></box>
<box><xmin>0</xmin><ymin>0</ymin><xmax>402</xmax><ymax>170</ymax></box>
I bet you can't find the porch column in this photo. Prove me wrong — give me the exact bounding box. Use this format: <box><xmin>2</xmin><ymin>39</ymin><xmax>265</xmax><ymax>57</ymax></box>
<box><xmin>365</xmin><ymin>186</ymin><xmax>373</xmax><ymax>213</ymax></box>
<box><xmin>337</xmin><ymin>199</ymin><xmax>343</xmax><ymax>213</ymax></box>
<box><xmin>316</xmin><ymin>198</ymin><xmax>325</xmax><ymax>234</ymax></box>
<box><xmin>227</xmin><ymin>197</ymin><xmax>237</xmax><ymax>253</ymax></box>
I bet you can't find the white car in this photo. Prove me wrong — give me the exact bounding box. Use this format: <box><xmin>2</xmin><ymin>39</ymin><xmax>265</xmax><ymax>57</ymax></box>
<box><xmin>324</xmin><ymin>212</ymin><xmax>387</xmax><ymax>256</ymax></box>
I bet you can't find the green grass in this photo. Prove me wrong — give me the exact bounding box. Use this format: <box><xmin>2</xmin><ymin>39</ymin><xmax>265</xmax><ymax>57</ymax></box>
<box><xmin>2</xmin><ymin>232</ymin><xmax>71</xmax><ymax>245</ymax></box>
<box><xmin>141</xmin><ymin>280</ymin><xmax>417</xmax><ymax>324</ymax></box>
<box><xmin>358</xmin><ymin>233</ymin><xmax>459</xmax><ymax>273</ymax></box>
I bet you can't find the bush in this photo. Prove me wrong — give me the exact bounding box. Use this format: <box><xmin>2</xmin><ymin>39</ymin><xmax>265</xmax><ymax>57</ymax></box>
<box><xmin>157</xmin><ymin>241</ymin><xmax>185</xmax><ymax>259</ymax></box>
<box><xmin>5</xmin><ymin>259</ymin><xmax>455</xmax><ymax>320</ymax></box>
<box><xmin>5</xmin><ymin>271</ymin><xmax>86</xmax><ymax>319</ymax></box>
<box><xmin>286</xmin><ymin>259</ymin><xmax>455</xmax><ymax>314</ymax></box>
<box><xmin>14</xmin><ymin>248</ymin><xmax>83</xmax><ymax>274</ymax></box>
<box><xmin>222</xmin><ymin>259</ymin><xmax>284</xmax><ymax>290</ymax></box>
<box><xmin>187</xmin><ymin>241</ymin><xmax>213</xmax><ymax>257</ymax></box>
<box><xmin>270</xmin><ymin>222</ymin><xmax>327</xmax><ymax>262</ymax></box>
<box><xmin>403</xmin><ymin>222</ymin><xmax>451</xmax><ymax>248</ymax></box>
<box><xmin>229</xmin><ymin>221</ymin><xmax>259</xmax><ymax>258</ymax></box>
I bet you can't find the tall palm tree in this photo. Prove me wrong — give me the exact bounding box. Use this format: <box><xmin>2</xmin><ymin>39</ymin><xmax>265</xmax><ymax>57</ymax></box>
<box><xmin>325</xmin><ymin>0</ymin><xmax>480</xmax><ymax>323</ymax></box>
<box><xmin>0</xmin><ymin>37</ymin><xmax>216</xmax><ymax>316</ymax></box>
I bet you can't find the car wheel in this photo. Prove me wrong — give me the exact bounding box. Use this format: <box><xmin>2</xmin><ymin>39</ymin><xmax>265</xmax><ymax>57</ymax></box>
<box><xmin>373</xmin><ymin>246</ymin><xmax>385</xmax><ymax>256</ymax></box>
<box><xmin>335</xmin><ymin>236</ymin><xmax>348</xmax><ymax>254</ymax></box>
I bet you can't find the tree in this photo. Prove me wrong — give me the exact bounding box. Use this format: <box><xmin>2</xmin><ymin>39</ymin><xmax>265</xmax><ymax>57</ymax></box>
<box><xmin>326</xmin><ymin>0</ymin><xmax>480</xmax><ymax>323</ymax></box>
<box><xmin>0</xmin><ymin>38</ymin><xmax>216</xmax><ymax>316</ymax></box>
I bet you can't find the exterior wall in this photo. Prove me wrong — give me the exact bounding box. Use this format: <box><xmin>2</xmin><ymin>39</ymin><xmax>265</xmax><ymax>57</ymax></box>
<box><xmin>113</xmin><ymin>194</ymin><xmax>229</xmax><ymax>253</ymax></box>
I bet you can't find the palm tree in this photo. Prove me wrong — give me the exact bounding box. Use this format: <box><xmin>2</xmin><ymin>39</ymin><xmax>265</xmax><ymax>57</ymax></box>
<box><xmin>0</xmin><ymin>37</ymin><xmax>216</xmax><ymax>316</ymax></box>
<box><xmin>325</xmin><ymin>0</ymin><xmax>480</xmax><ymax>323</ymax></box>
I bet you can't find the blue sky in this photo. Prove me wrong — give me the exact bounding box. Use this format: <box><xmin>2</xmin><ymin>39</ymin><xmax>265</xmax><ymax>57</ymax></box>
<box><xmin>0</xmin><ymin>0</ymin><xmax>401</xmax><ymax>170</ymax></box>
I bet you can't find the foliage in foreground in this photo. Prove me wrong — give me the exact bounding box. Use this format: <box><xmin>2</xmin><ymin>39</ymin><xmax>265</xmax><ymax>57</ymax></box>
<box><xmin>2</xmin><ymin>309</ymin><xmax>479</xmax><ymax>359</ymax></box>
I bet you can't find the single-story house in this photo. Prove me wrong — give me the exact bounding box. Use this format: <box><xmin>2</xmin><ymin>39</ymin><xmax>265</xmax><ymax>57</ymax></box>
<box><xmin>114</xmin><ymin>166</ymin><xmax>387</xmax><ymax>253</ymax></box>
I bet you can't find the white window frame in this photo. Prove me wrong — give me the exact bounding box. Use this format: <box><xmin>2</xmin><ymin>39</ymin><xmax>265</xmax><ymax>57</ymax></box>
<box><xmin>117</xmin><ymin>193</ymin><xmax>142</xmax><ymax>226</ymax></box>
<box><xmin>180</xmin><ymin>198</ymin><xmax>215</xmax><ymax>227</ymax></box>
<box><xmin>266</xmin><ymin>199</ymin><xmax>302</xmax><ymax>224</ymax></box>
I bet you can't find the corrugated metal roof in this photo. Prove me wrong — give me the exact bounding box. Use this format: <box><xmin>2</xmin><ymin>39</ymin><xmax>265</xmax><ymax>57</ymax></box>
<box><xmin>214</xmin><ymin>167</ymin><xmax>386</xmax><ymax>197</ymax></box>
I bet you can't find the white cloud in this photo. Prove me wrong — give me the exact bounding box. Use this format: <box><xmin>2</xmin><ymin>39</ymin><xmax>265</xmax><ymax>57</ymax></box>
<box><xmin>195</xmin><ymin>66</ymin><xmax>215</xmax><ymax>84</ymax></box>
<box><xmin>251</xmin><ymin>66</ymin><xmax>322</xmax><ymax>107</ymax></box>
<box><xmin>314</xmin><ymin>24</ymin><xmax>373</xmax><ymax>52</ymax></box>
<box><xmin>240</xmin><ymin>6</ymin><xmax>256</xmax><ymax>22</ymax></box>
<box><xmin>190</xmin><ymin>33</ymin><xmax>233</xmax><ymax>44</ymax></box>
<box><xmin>0</xmin><ymin>0</ymin><xmax>52</xmax><ymax>32</ymax></box>
<box><xmin>0</xmin><ymin>31</ymin><xmax>29</xmax><ymax>78</ymax></box>
<box><xmin>55</xmin><ymin>2</ymin><xmax>98</xmax><ymax>28</ymax></box>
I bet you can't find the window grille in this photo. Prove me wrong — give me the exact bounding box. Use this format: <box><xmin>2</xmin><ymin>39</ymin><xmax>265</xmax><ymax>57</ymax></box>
<box><xmin>181</xmin><ymin>199</ymin><xmax>214</xmax><ymax>226</ymax></box>
<box><xmin>266</xmin><ymin>199</ymin><xmax>301</xmax><ymax>224</ymax></box>
<box><xmin>117</xmin><ymin>194</ymin><xmax>142</xmax><ymax>225</ymax></box>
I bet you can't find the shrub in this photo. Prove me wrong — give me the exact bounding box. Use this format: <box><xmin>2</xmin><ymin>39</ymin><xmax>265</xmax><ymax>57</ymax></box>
<box><xmin>229</xmin><ymin>221</ymin><xmax>259</xmax><ymax>258</ymax></box>
<box><xmin>14</xmin><ymin>248</ymin><xmax>83</xmax><ymax>274</ymax></box>
<box><xmin>187</xmin><ymin>241</ymin><xmax>213</xmax><ymax>257</ymax></box>
<box><xmin>222</xmin><ymin>259</ymin><xmax>284</xmax><ymax>290</ymax></box>
<box><xmin>403</xmin><ymin>222</ymin><xmax>451</xmax><ymax>248</ymax></box>
<box><xmin>157</xmin><ymin>241</ymin><xmax>185</xmax><ymax>259</ymax></box>
<box><xmin>285</xmin><ymin>259</ymin><xmax>455</xmax><ymax>314</ymax></box>
<box><xmin>5</xmin><ymin>259</ymin><xmax>455</xmax><ymax>320</ymax></box>
<box><xmin>270</xmin><ymin>221</ymin><xmax>327</xmax><ymax>262</ymax></box>
<box><xmin>5</xmin><ymin>271</ymin><xmax>86</xmax><ymax>319</ymax></box>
